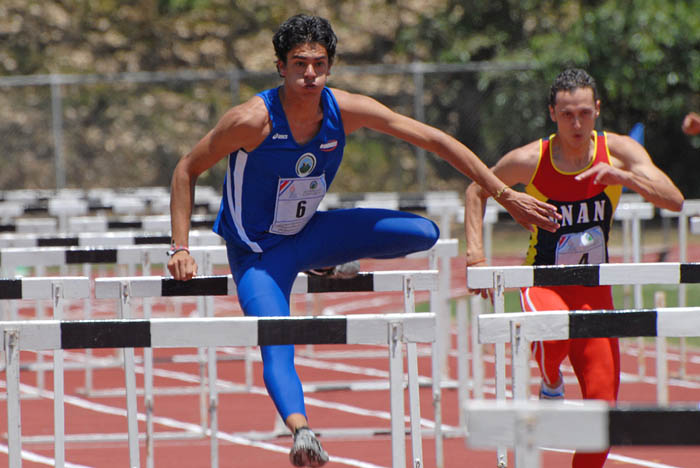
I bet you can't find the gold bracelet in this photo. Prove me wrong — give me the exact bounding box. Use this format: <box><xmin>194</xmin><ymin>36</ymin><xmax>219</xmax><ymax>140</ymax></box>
<box><xmin>493</xmin><ymin>186</ymin><xmax>508</xmax><ymax>200</ymax></box>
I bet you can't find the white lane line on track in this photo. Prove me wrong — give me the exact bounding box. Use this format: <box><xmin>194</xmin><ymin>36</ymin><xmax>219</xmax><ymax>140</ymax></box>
<box><xmin>0</xmin><ymin>380</ymin><xmax>387</xmax><ymax>468</ymax></box>
<box><xmin>0</xmin><ymin>443</ymin><xmax>93</xmax><ymax>468</ymax></box>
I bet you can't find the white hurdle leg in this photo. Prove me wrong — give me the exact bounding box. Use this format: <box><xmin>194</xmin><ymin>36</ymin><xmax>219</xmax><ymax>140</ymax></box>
<box><xmin>204</xmin><ymin>250</ymin><xmax>220</xmax><ymax>468</ymax></box>
<box><xmin>510</xmin><ymin>320</ymin><xmax>531</xmax><ymax>468</ymax></box>
<box><xmin>403</xmin><ymin>276</ymin><xmax>424</xmax><ymax>468</ymax></box>
<box><xmin>52</xmin><ymin>283</ymin><xmax>66</xmax><ymax>468</ymax></box>
<box><xmin>119</xmin><ymin>282</ymin><xmax>141</xmax><ymax>468</ymax></box>
<box><xmin>35</xmin><ymin>265</ymin><xmax>46</xmax><ymax>392</ymax></box>
<box><xmin>677</xmin><ymin>213</ymin><xmax>688</xmax><ymax>379</ymax></box>
<box><xmin>470</xmin><ymin>296</ymin><xmax>484</xmax><ymax>400</ymax></box>
<box><xmin>428</xmin><ymin>250</ymin><xmax>445</xmax><ymax>468</ymax></box>
<box><xmin>388</xmin><ymin>321</ymin><xmax>407</xmax><ymax>468</ymax></box>
<box><xmin>632</xmin><ymin>215</ymin><xmax>646</xmax><ymax>379</ymax></box>
<box><xmin>456</xmin><ymin>298</ymin><xmax>469</xmax><ymax>431</ymax></box>
<box><xmin>82</xmin><ymin>262</ymin><xmax>94</xmax><ymax>396</ymax></box>
<box><xmin>142</xmin><ymin>253</ymin><xmax>155</xmax><ymax>468</ymax></box>
<box><xmin>493</xmin><ymin>271</ymin><xmax>508</xmax><ymax>468</ymax></box>
<box><xmin>654</xmin><ymin>291</ymin><xmax>669</xmax><ymax>406</ymax></box>
<box><xmin>5</xmin><ymin>329</ymin><xmax>22</xmax><ymax>468</ymax></box>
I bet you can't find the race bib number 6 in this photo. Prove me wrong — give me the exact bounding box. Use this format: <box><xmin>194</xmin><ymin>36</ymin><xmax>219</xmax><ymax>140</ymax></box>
<box><xmin>269</xmin><ymin>175</ymin><xmax>326</xmax><ymax>235</ymax></box>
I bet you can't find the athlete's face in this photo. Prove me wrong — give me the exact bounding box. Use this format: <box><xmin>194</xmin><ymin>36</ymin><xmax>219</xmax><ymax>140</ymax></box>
<box><xmin>549</xmin><ymin>87</ymin><xmax>600</xmax><ymax>147</ymax></box>
<box><xmin>277</xmin><ymin>42</ymin><xmax>331</xmax><ymax>95</ymax></box>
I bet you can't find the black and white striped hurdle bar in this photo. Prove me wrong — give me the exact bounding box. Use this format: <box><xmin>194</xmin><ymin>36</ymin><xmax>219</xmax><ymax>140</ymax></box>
<box><xmin>1</xmin><ymin>312</ymin><xmax>435</xmax><ymax>468</ymax></box>
<box><xmin>0</xmin><ymin>277</ymin><xmax>90</xmax><ymax>300</ymax></box>
<box><xmin>0</xmin><ymin>229</ymin><xmax>221</xmax><ymax>248</ymax></box>
<box><xmin>478</xmin><ymin>307</ymin><xmax>700</xmax><ymax>344</ymax></box>
<box><xmin>0</xmin><ymin>313</ymin><xmax>436</xmax><ymax>350</ymax></box>
<box><xmin>467</xmin><ymin>262</ymin><xmax>700</xmax><ymax>289</ymax></box>
<box><xmin>0</xmin><ymin>244</ymin><xmax>228</xmax><ymax>276</ymax></box>
<box><xmin>94</xmin><ymin>270</ymin><xmax>438</xmax><ymax>298</ymax></box>
<box><xmin>463</xmin><ymin>400</ymin><xmax>700</xmax><ymax>450</ymax></box>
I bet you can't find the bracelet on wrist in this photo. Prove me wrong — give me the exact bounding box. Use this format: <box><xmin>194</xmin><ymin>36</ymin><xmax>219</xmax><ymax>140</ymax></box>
<box><xmin>167</xmin><ymin>245</ymin><xmax>189</xmax><ymax>258</ymax></box>
<box><xmin>493</xmin><ymin>186</ymin><xmax>509</xmax><ymax>200</ymax></box>
<box><xmin>466</xmin><ymin>258</ymin><xmax>486</xmax><ymax>267</ymax></box>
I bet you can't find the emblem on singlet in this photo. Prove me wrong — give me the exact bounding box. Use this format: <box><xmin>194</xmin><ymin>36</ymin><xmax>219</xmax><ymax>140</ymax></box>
<box><xmin>296</xmin><ymin>153</ymin><xmax>317</xmax><ymax>177</ymax></box>
<box><xmin>554</xmin><ymin>225</ymin><xmax>606</xmax><ymax>265</ymax></box>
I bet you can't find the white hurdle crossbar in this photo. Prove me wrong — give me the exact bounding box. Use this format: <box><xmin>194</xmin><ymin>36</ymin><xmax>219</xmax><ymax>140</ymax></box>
<box><xmin>2</xmin><ymin>311</ymin><xmax>436</xmax><ymax>468</ymax></box>
<box><xmin>0</xmin><ymin>277</ymin><xmax>91</xmax><ymax>468</ymax></box>
<box><xmin>463</xmin><ymin>400</ymin><xmax>700</xmax><ymax>468</ymax></box>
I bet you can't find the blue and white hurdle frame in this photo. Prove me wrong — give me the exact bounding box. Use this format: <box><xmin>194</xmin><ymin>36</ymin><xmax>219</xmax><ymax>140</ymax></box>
<box><xmin>1</xmin><ymin>283</ymin><xmax>436</xmax><ymax>468</ymax></box>
<box><xmin>467</xmin><ymin>261</ymin><xmax>700</xmax><ymax>467</ymax></box>
<box><xmin>463</xmin><ymin>400</ymin><xmax>700</xmax><ymax>468</ymax></box>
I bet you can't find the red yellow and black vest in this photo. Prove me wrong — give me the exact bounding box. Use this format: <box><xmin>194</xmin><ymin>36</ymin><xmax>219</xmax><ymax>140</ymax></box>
<box><xmin>524</xmin><ymin>131</ymin><xmax>622</xmax><ymax>266</ymax></box>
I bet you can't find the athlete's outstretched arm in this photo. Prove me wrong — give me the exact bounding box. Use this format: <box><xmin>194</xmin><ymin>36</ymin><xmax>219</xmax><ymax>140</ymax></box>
<box><xmin>168</xmin><ymin>97</ymin><xmax>269</xmax><ymax>280</ymax></box>
<box><xmin>465</xmin><ymin>143</ymin><xmax>541</xmax><ymax>298</ymax></box>
<box><xmin>576</xmin><ymin>133</ymin><xmax>684</xmax><ymax>212</ymax></box>
<box><xmin>334</xmin><ymin>88</ymin><xmax>561</xmax><ymax>233</ymax></box>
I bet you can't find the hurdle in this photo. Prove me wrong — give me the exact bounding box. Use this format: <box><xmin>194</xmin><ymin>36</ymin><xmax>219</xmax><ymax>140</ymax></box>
<box><xmin>1</xmin><ymin>309</ymin><xmax>436</xmax><ymax>468</ymax></box>
<box><xmin>468</xmin><ymin>262</ymin><xmax>700</xmax><ymax>402</ymax></box>
<box><xmin>0</xmin><ymin>276</ymin><xmax>91</xmax><ymax>468</ymax></box>
<box><xmin>467</xmin><ymin>261</ymin><xmax>700</xmax><ymax>467</ymax></box>
<box><xmin>93</xmin><ymin>272</ymin><xmax>438</xmax><ymax>468</ymax></box>
<box><xmin>0</xmin><ymin>243</ymin><xmax>221</xmax><ymax>400</ymax></box>
<box><xmin>0</xmin><ymin>229</ymin><xmax>221</xmax><ymax>249</ymax></box>
<box><xmin>661</xmin><ymin>201</ymin><xmax>700</xmax><ymax>380</ymax></box>
<box><xmin>463</xmin><ymin>400</ymin><xmax>700</xmax><ymax>468</ymax></box>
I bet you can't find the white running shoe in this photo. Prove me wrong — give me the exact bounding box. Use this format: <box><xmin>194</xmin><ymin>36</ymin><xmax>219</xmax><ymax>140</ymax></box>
<box><xmin>539</xmin><ymin>372</ymin><xmax>565</xmax><ymax>400</ymax></box>
<box><xmin>289</xmin><ymin>427</ymin><xmax>329</xmax><ymax>467</ymax></box>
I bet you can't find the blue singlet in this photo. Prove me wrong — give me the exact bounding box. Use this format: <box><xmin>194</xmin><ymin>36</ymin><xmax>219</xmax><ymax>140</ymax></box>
<box><xmin>214</xmin><ymin>87</ymin><xmax>439</xmax><ymax>421</ymax></box>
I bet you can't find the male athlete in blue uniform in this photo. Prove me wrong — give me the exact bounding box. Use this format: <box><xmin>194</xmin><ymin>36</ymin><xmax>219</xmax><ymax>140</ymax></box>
<box><xmin>168</xmin><ymin>14</ymin><xmax>560</xmax><ymax>467</ymax></box>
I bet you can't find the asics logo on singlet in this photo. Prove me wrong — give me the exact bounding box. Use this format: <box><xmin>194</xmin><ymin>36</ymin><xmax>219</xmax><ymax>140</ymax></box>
<box><xmin>272</xmin><ymin>133</ymin><xmax>289</xmax><ymax>140</ymax></box>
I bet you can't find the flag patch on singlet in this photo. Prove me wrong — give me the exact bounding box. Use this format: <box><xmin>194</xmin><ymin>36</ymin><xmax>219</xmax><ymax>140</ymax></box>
<box><xmin>279</xmin><ymin>180</ymin><xmax>293</xmax><ymax>195</ymax></box>
<box><xmin>320</xmin><ymin>140</ymin><xmax>338</xmax><ymax>151</ymax></box>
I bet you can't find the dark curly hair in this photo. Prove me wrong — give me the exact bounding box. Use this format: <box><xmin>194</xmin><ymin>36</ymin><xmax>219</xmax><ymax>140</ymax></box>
<box><xmin>549</xmin><ymin>68</ymin><xmax>599</xmax><ymax>107</ymax></box>
<box><xmin>272</xmin><ymin>14</ymin><xmax>337</xmax><ymax>66</ymax></box>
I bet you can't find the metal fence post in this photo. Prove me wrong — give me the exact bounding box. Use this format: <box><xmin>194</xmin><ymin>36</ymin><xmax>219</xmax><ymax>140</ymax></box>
<box><xmin>50</xmin><ymin>74</ymin><xmax>66</xmax><ymax>190</ymax></box>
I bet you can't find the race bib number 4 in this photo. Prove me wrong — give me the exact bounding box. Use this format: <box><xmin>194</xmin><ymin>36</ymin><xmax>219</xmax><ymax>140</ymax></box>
<box><xmin>554</xmin><ymin>225</ymin><xmax>606</xmax><ymax>265</ymax></box>
<box><xmin>269</xmin><ymin>175</ymin><xmax>326</xmax><ymax>235</ymax></box>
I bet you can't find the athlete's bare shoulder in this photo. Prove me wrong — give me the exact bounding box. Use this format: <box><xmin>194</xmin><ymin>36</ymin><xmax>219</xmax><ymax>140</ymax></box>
<box><xmin>329</xmin><ymin>87</ymin><xmax>391</xmax><ymax>132</ymax></box>
<box><xmin>492</xmin><ymin>139</ymin><xmax>542</xmax><ymax>186</ymax></box>
<box><xmin>329</xmin><ymin>87</ymin><xmax>370</xmax><ymax>109</ymax></box>
<box><xmin>603</xmin><ymin>131</ymin><xmax>649</xmax><ymax>169</ymax></box>
<box><xmin>215</xmin><ymin>95</ymin><xmax>270</xmax><ymax>150</ymax></box>
<box><xmin>220</xmin><ymin>96</ymin><xmax>269</xmax><ymax>131</ymax></box>
<box><xmin>500</xmin><ymin>140</ymin><xmax>541</xmax><ymax>169</ymax></box>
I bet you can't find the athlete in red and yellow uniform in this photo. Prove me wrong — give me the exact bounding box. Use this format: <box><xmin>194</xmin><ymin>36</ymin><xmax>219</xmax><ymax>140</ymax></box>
<box><xmin>465</xmin><ymin>69</ymin><xmax>684</xmax><ymax>468</ymax></box>
<box><xmin>522</xmin><ymin>130</ymin><xmax>622</xmax><ymax>414</ymax></box>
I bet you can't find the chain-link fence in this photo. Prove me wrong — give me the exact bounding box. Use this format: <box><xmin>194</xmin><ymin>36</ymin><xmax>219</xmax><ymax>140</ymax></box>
<box><xmin>0</xmin><ymin>62</ymin><xmax>545</xmax><ymax>194</ymax></box>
